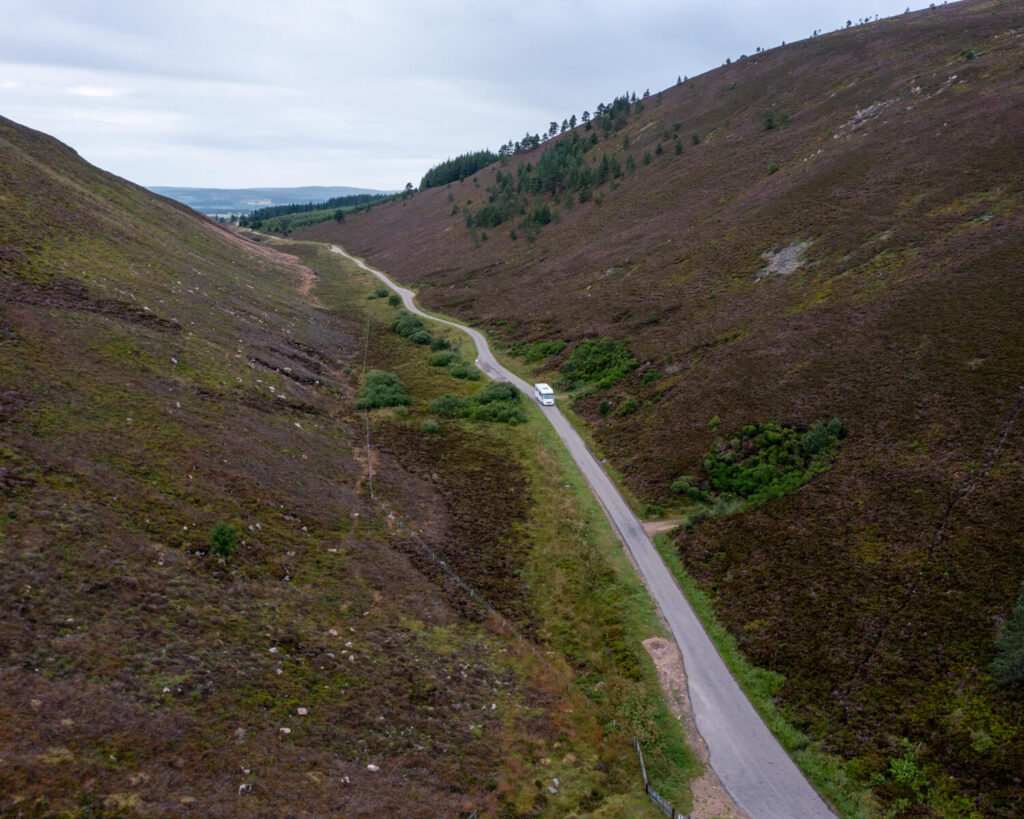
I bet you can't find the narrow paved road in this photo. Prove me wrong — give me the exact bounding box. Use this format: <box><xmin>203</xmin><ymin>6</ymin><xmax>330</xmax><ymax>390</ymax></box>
<box><xmin>332</xmin><ymin>245</ymin><xmax>835</xmax><ymax>819</ymax></box>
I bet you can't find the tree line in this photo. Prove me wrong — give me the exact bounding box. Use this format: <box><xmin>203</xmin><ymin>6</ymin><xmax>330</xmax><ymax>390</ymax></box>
<box><xmin>238</xmin><ymin>192</ymin><xmax>390</xmax><ymax>227</ymax></box>
<box><xmin>420</xmin><ymin>90</ymin><xmax>654</xmax><ymax>192</ymax></box>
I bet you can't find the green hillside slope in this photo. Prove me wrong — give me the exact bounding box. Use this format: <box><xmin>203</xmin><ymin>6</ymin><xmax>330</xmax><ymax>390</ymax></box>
<box><xmin>297</xmin><ymin>1</ymin><xmax>1024</xmax><ymax>814</ymax></box>
<box><xmin>0</xmin><ymin>117</ymin><xmax>693</xmax><ymax>816</ymax></box>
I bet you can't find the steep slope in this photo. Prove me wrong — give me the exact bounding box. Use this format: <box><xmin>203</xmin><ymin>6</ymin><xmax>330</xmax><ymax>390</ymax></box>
<box><xmin>0</xmin><ymin>117</ymin><xmax>692</xmax><ymax>816</ymax></box>
<box><xmin>298</xmin><ymin>1</ymin><xmax>1024</xmax><ymax>814</ymax></box>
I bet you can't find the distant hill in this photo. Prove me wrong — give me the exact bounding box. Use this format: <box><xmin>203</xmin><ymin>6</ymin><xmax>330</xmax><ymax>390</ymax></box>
<box><xmin>147</xmin><ymin>184</ymin><xmax>392</xmax><ymax>215</ymax></box>
<box><xmin>299</xmin><ymin>0</ymin><xmax>1024</xmax><ymax>814</ymax></box>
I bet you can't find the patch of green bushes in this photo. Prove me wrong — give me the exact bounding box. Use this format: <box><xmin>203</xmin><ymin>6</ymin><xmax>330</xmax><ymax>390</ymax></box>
<box><xmin>700</xmin><ymin>419</ymin><xmax>843</xmax><ymax>506</ymax></box>
<box><xmin>367</xmin><ymin>285</ymin><xmax>389</xmax><ymax>300</ymax></box>
<box><xmin>560</xmin><ymin>337</ymin><xmax>637</xmax><ymax>390</ymax></box>
<box><xmin>448</xmin><ymin>360</ymin><xmax>481</xmax><ymax>381</ymax></box>
<box><xmin>670</xmin><ymin>474</ymin><xmax>710</xmax><ymax>502</ymax></box>
<box><xmin>429</xmin><ymin>381</ymin><xmax>525</xmax><ymax>425</ymax></box>
<box><xmin>509</xmin><ymin>339</ymin><xmax>567</xmax><ymax>363</ymax></box>
<box><xmin>428</xmin><ymin>393</ymin><xmax>467</xmax><ymax>417</ymax></box>
<box><xmin>427</xmin><ymin>349</ymin><xmax>480</xmax><ymax>380</ymax></box>
<box><xmin>427</xmin><ymin>350</ymin><xmax>458</xmax><ymax>367</ymax></box>
<box><xmin>390</xmin><ymin>310</ymin><xmax>425</xmax><ymax>338</ymax></box>
<box><xmin>672</xmin><ymin>420</ymin><xmax>843</xmax><ymax>515</ymax></box>
<box><xmin>355</xmin><ymin>370</ymin><xmax>410</xmax><ymax>409</ymax></box>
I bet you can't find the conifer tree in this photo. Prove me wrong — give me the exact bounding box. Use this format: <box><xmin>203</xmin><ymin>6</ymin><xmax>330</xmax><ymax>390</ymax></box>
<box><xmin>993</xmin><ymin>581</ymin><xmax>1024</xmax><ymax>689</ymax></box>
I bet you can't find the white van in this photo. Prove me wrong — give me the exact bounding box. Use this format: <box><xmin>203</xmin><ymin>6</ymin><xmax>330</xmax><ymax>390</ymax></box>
<box><xmin>534</xmin><ymin>383</ymin><xmax>555</xmax><ymax>406</ymax></box>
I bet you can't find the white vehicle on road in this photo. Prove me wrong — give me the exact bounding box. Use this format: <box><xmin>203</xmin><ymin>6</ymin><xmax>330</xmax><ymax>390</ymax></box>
<box><xmin>533</xmin><ymin>383</ymin><xmax>555</xmax><ymax>406</ymax></box>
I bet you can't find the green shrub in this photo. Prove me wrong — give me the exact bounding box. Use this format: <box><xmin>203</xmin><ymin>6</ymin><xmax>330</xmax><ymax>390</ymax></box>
<box><xmin>355</xmin><ymin>370</ymin><xmax>410</xmax><ymax>409</ymax></box>
<box><xmin>993</xmin><ymin>581</ymin><xmax>1024</xmax><ymax>689</ymax></box>
<box><xmin>468</xmin><ymin>382</ymin><xmax>525</xmax><ymax>424</ymax></box>
<box><xmin>469</xmin><ymin>401</ymin><xmax>525</xmax><ymax>424</ymax></box>
<box><xmin>429</xmin><ymin>394</ymin><xmax>468</xmax><ymax>417</ymax></box>
<box><xmin>670</xmin><ymin>475</ymin><xmax>696</xmax><ymax>495</ymax></box>
<box><xmin>428</xmin><ymin>350</ymin><xmax>458</xmax><ymax>367</ymax></box>
<box><xmin>767</xmin><ymin>161</ymin><xmax>779</xmax><ymax>175</ymax></box>
<box><xmin>420</xmin><ymin>419</ymin><xmax>440</xmax><ymax>434</ymax></box>
<box><xmin>430</xmin><ymin>335</ymin><xmax>452</xmax><ymax>351</ymax></box>
<box><xmin>448</xmin><ymin>361</ymin><xmax>481</xmax><ymax>380</ymax></box>
<box><xmin>560</xmin><ymin>337</ymin><xmax>637</xmax><ymax>390</ymax></box>
<box><xmin>803</xmin><ymin>420</ymin><xmax>833</xmax><ymax>455</ymax></box>
<box><xmin>388</xmin><ymin>293</ymin><xmax>401</xmax><ymax>307</ymax></box>
<box><xmin>599</xmin><ymin>399</ymin><xmax>611</xmax><ymax>417</ymax></box>
<box><xmin>473</xmin><ymin>381</ymin><xmax>518</xmax><ymax>404</ymax></box>
<box><xmin>389</xmin><ymin>310</ymin><xmax>424</xmax><ymax>337</ymax></box>
<box><xmin>368</xmin><ymin>285</ymin><xmax>389</xmax><ymax>300</ymax></box>
<box><xmin>642</xmin><ymin>504</ymin><xmax>664</xmax><ymax>519</ymax></box>
<box><xmin>410</xmin><ymin>329</ymin><xmax>432</xmax><ymax>345</ymax></box>
<box><xmin>619</xmin><ymin>396</ymin><xmax>638</xmax><ymax>416</ymax></box>
<box><xmin>641</xmin><ymin>369</ymin><xmax>661</xmax><ymax>385</ymax></box>
<box><xmin>682</xmin><ymin>507</ymin><xmax>712</xmax><ymax>531</ymax></box>
<box><xmin>210</xmin><ymin>522</ymin><xmax>238</xmax><ymax>556</ymax></box>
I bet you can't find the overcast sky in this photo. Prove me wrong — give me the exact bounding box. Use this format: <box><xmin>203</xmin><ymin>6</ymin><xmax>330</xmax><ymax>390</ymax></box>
<box><xmin>1</xmin><ymin>0</ymin><xmax>930</xmax><ymax>190</ymax></box>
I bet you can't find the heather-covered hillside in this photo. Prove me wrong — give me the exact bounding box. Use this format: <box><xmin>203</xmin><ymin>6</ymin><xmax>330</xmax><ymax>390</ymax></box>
<box><xmin>298</xmin><ymin>1</ymin><xmax>1024</xmax><ymax>814</ymax></box>
<box><xmin>0</xmin><ymin>116</ymin><xmax>691</xmax><ymax>816</ymax></box>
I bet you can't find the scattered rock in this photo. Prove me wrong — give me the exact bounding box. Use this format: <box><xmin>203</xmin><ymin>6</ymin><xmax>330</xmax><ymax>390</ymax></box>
<box><xmin>757</xmin><ymin>240</ymin><xmax>813</xmax><ymax>280</ymax></box>
<box><xmin>297</xmin><ymin>707</ymin><xmax>308</xmax><ymax>716</ymax></box>
<box><xmin>366</xmin><ymin>763</ymin><xmax>379</xmax><ymax>772</ymax></box>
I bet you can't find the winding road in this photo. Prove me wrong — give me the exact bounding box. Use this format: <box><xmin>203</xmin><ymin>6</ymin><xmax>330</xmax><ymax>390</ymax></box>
<box><xmin>332</xmin><ymin>245</ymin><xmax>835</xmax><ymax>819</ymax></box>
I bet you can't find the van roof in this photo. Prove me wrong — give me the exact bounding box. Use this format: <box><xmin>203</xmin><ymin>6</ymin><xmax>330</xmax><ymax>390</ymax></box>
<box><xmin>535</xmin><ymin>382</ymin><xmax>553</xmax><ymax>391</ymax></box>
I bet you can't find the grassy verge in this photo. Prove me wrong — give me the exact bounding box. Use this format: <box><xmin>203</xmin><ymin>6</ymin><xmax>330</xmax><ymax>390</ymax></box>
<box><xmin>652</xmin><ymin>533</ymin><xmax>876</xmax><ymax>817</ymax></box>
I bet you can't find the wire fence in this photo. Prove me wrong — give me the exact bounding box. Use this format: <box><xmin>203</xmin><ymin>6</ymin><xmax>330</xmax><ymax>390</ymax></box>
<box><xmin>633</xmin><ymin>737</ymin><xmax>690</xmax><ymax>819</ymax></box>
<box><xmin>361</xmin><ymin>311</ymin><xmax>374</xmax><ymax>501</ymax></box>
<box><xmin>359</xmin><ymin>289</ymin><xmax>684</xmax><ymax>816</ymax></box>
